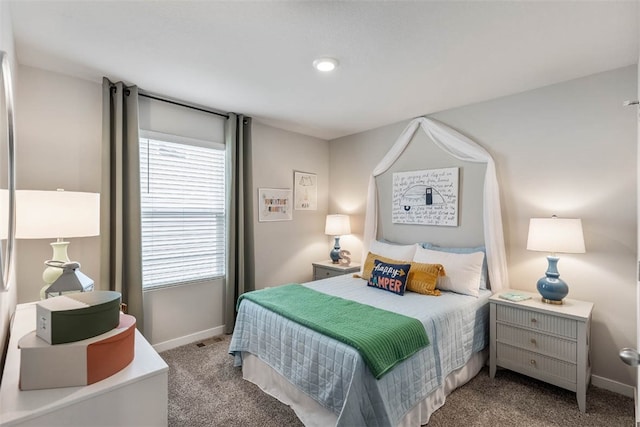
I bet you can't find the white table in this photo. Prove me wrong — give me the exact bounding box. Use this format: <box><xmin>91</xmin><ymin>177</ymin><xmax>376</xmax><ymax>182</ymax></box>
<box><xmin>0</xmin><ymin>303</ymin><xmax>169</xmax><ymax>426</ymax></box>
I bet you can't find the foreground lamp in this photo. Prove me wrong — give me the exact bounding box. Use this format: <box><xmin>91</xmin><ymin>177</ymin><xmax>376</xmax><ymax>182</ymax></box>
<box><xmin>325</xmin><ymin>214</ymin><xmax>351</xmax><ymax>264</ymax></box>
<box><xmin>526</xmin><ymin>216</ymin><xmax>585</xmax><ymax>304</ymax></box>
<box><xmin>16</xmin><ymin>189</ymin><xmax>100</xmax><ymax>298</ymax></box>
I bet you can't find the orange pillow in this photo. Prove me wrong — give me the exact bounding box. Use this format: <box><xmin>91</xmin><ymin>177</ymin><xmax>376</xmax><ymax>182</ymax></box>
<box><xmin>358</xmin><ymin>252</ymin><xmax>407</xmax><ymax>281</ymax></box>
<box><xmin>407</xmin><ymin>262</ymin><xmax>446</xmax><ymax>296</ymax></box>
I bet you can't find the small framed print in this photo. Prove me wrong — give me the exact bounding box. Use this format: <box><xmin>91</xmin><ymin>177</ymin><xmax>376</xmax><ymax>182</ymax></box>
<box><xmin>258</xmin><ymin>188</ymin><xmax>292</xmax><ymax>222</ymax></box>
<box><xmin>294</xmin><ymin>171</ymin><xmax>317</xmax><ymax>210</ymax></box>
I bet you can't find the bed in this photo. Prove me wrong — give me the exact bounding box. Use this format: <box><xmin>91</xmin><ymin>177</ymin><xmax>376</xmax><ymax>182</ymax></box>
<box><xmin>229</xmin><ymin>242</ymin><xmax>492</xmax><ymax>426</ymax></box>
<box><xmin>229</xmin><ymin>118</ymin><xmax>509</xmax><ymax>426</ymax></box>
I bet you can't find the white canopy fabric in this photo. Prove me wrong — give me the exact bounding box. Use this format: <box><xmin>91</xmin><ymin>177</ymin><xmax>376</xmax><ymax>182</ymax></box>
<box><xmin>362</xmin><ymin>117</ymin><xmax>508</xmax><ymax>292</ymax></box>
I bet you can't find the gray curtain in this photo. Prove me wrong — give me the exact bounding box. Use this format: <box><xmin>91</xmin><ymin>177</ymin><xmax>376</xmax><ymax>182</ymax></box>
<box><xmin>100</xmin><ymin>77</ymin><xmax>144</xmax><ymax>334</ymax></box>
<box><xmin>224</xmin><ymin>113</ymin><xmax>254</xmax><ymax>334</ymax></box>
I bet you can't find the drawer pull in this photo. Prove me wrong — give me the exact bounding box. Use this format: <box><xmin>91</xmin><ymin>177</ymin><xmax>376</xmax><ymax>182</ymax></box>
<box><xmin>530</xmin><ymin>359</ymin><xmax>537</xmax><ymax>366</ymax></box>
<box><xmin>530</xmin><ymin>338</ymin><xmax>537</xmax><ymax>346</ymax></box>
<box><xmin>530</xmin><ymin>318</ymin><xmax>537</xmax><ymax>324</ymax></box>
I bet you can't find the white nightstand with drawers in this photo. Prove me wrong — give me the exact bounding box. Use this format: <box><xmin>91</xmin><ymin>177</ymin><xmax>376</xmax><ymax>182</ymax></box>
<box><xmin>312</xmin><ymin>260</ymin><xmax>360</xmax><ymax>281</ymax></box>
<box><xmin>489</xmin><ymin>290</ymin><xmax>593</xmax><ymax>413</ymax></box>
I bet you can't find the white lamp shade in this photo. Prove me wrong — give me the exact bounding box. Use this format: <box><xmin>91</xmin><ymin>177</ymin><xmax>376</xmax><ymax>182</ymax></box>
<box><xmin>325</xmin><ymin>214</ymin><xmax>351</xmax><ymax>236</ymax></box>
<box><xmin>526</xmin><ymin>217</ymin><xmax>585</xmax><ymax>254</ymax></box>
<box><xmin>16</xmin><ymin>190</ymin><xmax>100</xmax><ymax>239</ymax></box>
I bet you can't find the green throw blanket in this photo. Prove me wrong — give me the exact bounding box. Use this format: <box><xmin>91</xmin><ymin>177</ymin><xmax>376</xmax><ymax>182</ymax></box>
<box><xmin>237</xmin><ymin>284</ymin><xmax>429</xmax><ymax>379</ymax></box>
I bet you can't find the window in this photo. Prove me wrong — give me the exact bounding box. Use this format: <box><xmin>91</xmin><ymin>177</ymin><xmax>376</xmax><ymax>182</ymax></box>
<box><xmin>139</xmin><ymin>135</ymin><xmax>225</xmax><ymax>289</ymax></box>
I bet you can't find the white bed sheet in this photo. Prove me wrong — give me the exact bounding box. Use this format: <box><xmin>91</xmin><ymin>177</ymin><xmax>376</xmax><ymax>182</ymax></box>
<box><xmin>229</xmin><ymin>275</ymin><xmax>490</xmax><ymax>427</ymax></box>
<box><xmin>242</xmin><ymin>348</ymin><xmax>487</xmax><ymax>427</ymax></box>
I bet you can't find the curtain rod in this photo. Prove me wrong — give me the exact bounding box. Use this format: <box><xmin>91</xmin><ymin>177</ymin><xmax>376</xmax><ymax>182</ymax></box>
<box><xmin>138</xmin><ymin>92</ymin><xmax>229</xmax><ymax>119</ymax></box>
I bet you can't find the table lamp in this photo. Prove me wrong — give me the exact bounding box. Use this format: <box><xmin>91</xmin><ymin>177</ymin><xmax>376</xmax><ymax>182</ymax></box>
<box><xmin>526</xmin><ymin>215</ymin><xmax>585</xmax><ymax>304</ymax></box>
<box><xmin>16</xmin><ymin>189</ymin><xmax>100</xmax><ymax>298</ymax></box>
<box><xmin>325</xmin><ymin>214</ymin><xmax>351</xmax><ymax>264</ymax></box>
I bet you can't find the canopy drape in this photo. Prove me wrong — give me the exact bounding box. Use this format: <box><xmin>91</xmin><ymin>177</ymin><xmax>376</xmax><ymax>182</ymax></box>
<box><xmin>362</xmin><ymin>117</ymin><xmax>508</xmax><ymax>292</ymax></box>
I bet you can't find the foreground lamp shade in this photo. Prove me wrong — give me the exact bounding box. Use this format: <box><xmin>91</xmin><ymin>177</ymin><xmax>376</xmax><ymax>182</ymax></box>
<box><xmin>16</xmin><ymin>190</ymin><xmax>100</xmax><ymax>239</ymax></box>
<box><xmin>15</xmin><ymin>190</ymin><xmax>100</xmax><ymax>297</ymax></box>
<box><xmin>527</xmin><ymin>216</ymin><xmax>585</xmax><ymax>304</ymax></box>
<box><xmin>325</xmin><ymin>214</ymin><xmax>351</xmax><ymax>264</ymax></box>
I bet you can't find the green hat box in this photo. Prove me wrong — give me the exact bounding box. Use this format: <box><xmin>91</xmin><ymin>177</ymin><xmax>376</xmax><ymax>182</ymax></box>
<box><xmin>36</xmin><ymin>291</ymin><xmax>122</xmax><ymax>345</ymax></box>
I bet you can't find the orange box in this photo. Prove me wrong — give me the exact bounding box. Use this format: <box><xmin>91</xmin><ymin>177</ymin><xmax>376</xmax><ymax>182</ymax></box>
<box><xmin>18</xmin><ymin>313</ymin><xmax>136</xmax><ymax>390</ymax></box>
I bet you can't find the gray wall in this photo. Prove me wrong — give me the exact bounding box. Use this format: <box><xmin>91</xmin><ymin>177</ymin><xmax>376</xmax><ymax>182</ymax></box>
<box><xmin>251</xmin><ymin>122</ymin><xmax>330</xmax><ymax>288</ymax></box>
<box><xmin>329</xmin><ymin>65</ymin><xmax>637</xmax><ymax>387</ymax></box>
<box><xmin>10</xmin><ymin>65</ymin><xmax>331</xmax><ymax>350</ymax></box>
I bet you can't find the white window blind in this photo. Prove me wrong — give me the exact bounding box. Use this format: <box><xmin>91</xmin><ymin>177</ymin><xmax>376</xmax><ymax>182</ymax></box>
<box><xmin>140</xmin><ymin>136</ymin><xmax>225</xmax><ymax>289</ymax></box>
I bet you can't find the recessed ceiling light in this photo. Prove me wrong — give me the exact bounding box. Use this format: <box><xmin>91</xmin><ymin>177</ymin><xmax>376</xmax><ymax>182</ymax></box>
<box><xmin>313</xmin><ymin>57</ymin><xmax>339</xmax><ymax>72</ymax></box>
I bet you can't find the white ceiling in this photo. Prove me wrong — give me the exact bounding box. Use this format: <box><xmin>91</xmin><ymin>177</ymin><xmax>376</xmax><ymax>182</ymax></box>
<box><xmin>8</xmin><ymin>1</ymin><xmax>639</xmax><ymax>140</ymax></box>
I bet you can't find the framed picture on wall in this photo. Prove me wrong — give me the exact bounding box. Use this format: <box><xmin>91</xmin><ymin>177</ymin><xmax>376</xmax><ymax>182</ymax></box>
<box><xmin>392</xmin><ymin>167</ymin><xmax>459</xmax><ymax>226</ymax></box>
<box><xmin>294</xmin><ymin>171</ymin><xmax>317</xmax><ymax>210</ymax></box>
<box><xmin>258</xmin><ymin>188</ymin><xmax>293</xmax><ymax>222</ymax></box>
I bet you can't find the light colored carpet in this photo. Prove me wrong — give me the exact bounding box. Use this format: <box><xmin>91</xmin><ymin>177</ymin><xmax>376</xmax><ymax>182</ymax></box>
<box><xmin>160</xmin><ymin>335</ymin><xmax>635</xmax><ymax>426</ymax></box>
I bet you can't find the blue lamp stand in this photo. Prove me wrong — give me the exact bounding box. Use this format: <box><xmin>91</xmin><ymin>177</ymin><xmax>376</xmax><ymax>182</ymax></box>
<box><xmin>536</xmin><ymin>255</ymin><xmax>569</xmax><ymax>304</ymax></box>
<box><xmin>330</xmin><ymin>236</ymin><xmax>342</xmax><ymax>264</ymax></box>
<box><xmin>325</xmin><ymin>214</ymin><xmax>351</xmax><ymax>264</ymax></box>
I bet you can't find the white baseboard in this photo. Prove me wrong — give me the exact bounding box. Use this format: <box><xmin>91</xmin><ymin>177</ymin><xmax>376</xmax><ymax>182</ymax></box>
<box><xmin>591</xmin><ymin>374</ymin><xmax>636</xmax><ymax>398</ymax></box>
<box><xmin>152</xmin><ymin>326</ymin><xmax>225</xmax><ymax>353</ymax></box>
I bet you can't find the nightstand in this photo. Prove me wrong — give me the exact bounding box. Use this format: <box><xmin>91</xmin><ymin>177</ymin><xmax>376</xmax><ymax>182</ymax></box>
<box><xmin>489</xmin><ymin>290</ymin><xmax>593</xmax><ymax>413</ymax></box>
<box><xmin>312</xmin><ymin>260</ymin><xmax>360</xmax><ymax>281</ymax></box>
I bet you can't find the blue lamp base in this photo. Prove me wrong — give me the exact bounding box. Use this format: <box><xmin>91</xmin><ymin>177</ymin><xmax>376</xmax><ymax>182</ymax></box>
<box><xmin>330</xmin><ymin>237</ymin><xmax>341</xmax><ymax>264</ymax></box>
<box><xmin>536</xmin><ymin>255</ymin><xmax>569</xmax><ymax>305</ymax></box>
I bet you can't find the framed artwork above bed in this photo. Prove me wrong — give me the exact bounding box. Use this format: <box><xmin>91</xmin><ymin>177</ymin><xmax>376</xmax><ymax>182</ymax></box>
<box><xmin>392</xmin><ymin>167</ymin><xmax>459</xmax><ymax>226</ymax></box>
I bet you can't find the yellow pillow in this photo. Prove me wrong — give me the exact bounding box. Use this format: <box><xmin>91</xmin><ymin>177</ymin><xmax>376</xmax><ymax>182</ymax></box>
<box><xmin>358</xmin><ymin>252</ymin><xmax>407</xmax><ymax>281</ymax></box>
<box><xmin>407</xmin><ymin>262</ymin><xmax>446</xmax><ymax>296</ymax></box>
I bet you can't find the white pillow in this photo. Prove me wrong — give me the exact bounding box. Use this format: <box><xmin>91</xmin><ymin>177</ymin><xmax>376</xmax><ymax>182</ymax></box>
<box><xmin>413</xmin><ymin>246</ymin><xmax>484</xmax><ymax>297</ymax></box>
<box><xmin>369</xmin><ymin>240</ymin><xmax>418</xmax><ymax>262</ymax></box>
